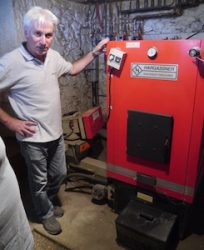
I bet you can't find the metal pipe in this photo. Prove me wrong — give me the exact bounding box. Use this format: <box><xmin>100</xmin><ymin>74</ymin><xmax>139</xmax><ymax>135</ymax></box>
<box><xmin>131</xmin><ymin>8</ymin><xmax>183</xmax><ymax>19</ymax></box>
<box><xmin>121</xmin><ymin>6</ymin><xmax>175</xmax><ymax>14</ymax></box>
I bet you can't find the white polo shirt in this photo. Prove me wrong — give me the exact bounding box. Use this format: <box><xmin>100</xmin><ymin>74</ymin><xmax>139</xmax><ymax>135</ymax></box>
<box><xmin>0</xmin><ymin>43</ymin><xmax>73</xmax><ymax>142</ymax></box>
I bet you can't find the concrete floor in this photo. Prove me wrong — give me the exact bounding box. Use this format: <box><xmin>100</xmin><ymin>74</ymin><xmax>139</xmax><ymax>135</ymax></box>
<box><xmin>31</xmin><ymin>185</ymin><xmax>122</xmax><ymax>250</ymax></box>
<box><xmin>29</xmin><ymin>182</ymin><xmax>204</xmax><ymax>250</ymax></box>
<box><xmin>3</xmin><ymin>136</ymin><xmax>204</xmax><ymax>250</ymax></box>
<box><xmin>33</xmin><ymin>230</ymin><xmax>68</xmax><ymax>250</ymax></box>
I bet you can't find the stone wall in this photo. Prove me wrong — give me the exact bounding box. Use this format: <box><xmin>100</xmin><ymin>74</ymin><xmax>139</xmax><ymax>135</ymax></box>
<box><xmin>0</xmin><ymin>0</ymin><xmax>204</xmax><ymax>136</ymax></box>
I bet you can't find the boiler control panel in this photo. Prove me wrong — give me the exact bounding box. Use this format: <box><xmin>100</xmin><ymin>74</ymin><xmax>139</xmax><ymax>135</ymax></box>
<box><xmin>107</xmin><ymin>48</ymin><xmax>126</xmax><ymax>70</ymax></box>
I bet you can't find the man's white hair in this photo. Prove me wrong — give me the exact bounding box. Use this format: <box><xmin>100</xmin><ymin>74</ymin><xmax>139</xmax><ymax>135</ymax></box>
<box><xmin>23</xmin><ymin>6</ymin><xmax>59</xmax><ymax>32</ymax></box>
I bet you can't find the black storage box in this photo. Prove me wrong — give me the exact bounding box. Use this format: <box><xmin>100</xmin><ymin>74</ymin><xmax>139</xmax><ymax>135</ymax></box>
<box><xmin>116</xmin><ymin>199</ymin><xmax>178</xmax><ymax>250</ymax></box>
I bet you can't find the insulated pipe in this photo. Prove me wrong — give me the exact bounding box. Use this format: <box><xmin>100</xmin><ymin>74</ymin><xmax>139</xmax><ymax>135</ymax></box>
<box><xmin>130</xmin><ymin>8</ymin><xmax>183</xmax><ymax>19</ymax></box>
<box><xmin>67</xmin><ymin>173</ymin><xmax>108</xmax><ymax>185</ymax></box>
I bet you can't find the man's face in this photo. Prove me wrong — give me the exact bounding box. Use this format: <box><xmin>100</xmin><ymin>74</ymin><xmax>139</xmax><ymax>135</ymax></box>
<box><xmin>24</xmin><ymin>21</ymin><xmax>54</xmax><ymax>61</ymax></box>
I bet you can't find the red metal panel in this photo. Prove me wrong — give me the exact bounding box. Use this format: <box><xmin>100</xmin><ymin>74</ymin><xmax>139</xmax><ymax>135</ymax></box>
<box><xmin>82</xmin><ymin>106</ymin><xmax>104</xmax><ymax>139</ymax></box>
<box><xmin>106</xmin><ymin>40</ymin><xmax>204</xmax><ymax>203</ymax></box>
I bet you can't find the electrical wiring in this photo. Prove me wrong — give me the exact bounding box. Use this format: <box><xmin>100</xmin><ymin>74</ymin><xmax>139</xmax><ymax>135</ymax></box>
<box><xmin>195</xmin><ymin>57</ymin><xmax>204</xmax><ymax>63</ymax></box>
<box><xmin>106</xmin><ymin>69</ymin><xmax>113</xmax><ymax>123</ymax></box>
<box><xmin>186</xmin><ymin>25</ymin><xmax>204</xmax><ymax>39</ymax></box>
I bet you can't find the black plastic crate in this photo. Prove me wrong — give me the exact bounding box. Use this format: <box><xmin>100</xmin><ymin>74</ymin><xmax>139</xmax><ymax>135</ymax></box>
<box><xmin>116</xmin><ymin>199</ymin><xmax>178</xmax><ymax>250</ymax></box>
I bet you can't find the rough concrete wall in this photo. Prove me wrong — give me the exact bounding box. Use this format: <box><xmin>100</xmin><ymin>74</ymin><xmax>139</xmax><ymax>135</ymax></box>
<box><xmin>144</xmin><ymin>6</ymin><xmax>204</xmax><ymax>40</ymax></box>
<box><xmin>0</xmin><ymin>0</ymin><xmax>17</xmax><ymax>55</ymax></box>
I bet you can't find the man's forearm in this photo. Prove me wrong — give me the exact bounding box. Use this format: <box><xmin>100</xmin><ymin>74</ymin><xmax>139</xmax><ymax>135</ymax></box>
<box><xmin>0</xmin><ymin>108</ymin><xmax>13</xmax><ymax>128</ymax></box>
<box><xmin>0</xmin><ymin>107</ymin><xmax>37</xmax><ymax>136</ymax></box>
<box><xmin>70</xmin><ymin>51</ymin><xmax>96</xmax><ymax>75</ymax></box>
<box><xmin>69</xmin><ymin>37</ymin><xmax>109</xmax><ymax>75</ymax></box>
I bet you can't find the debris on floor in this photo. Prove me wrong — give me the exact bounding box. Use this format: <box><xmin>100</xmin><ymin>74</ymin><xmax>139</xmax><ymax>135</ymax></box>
<box><xmin>33</xmin><ymin>230</ymin><xmax>70</xmax><ymax>250</ymax></box>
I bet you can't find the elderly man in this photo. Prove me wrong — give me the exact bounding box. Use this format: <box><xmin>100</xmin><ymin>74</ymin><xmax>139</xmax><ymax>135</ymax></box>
<box><xmin>0</xmin><ymin>6</ymin><xmax>109</xmax><ymax>235</ymax></box>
